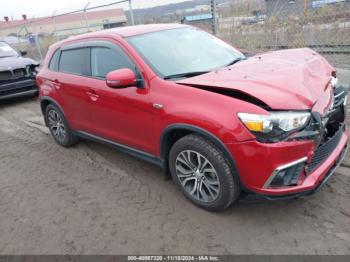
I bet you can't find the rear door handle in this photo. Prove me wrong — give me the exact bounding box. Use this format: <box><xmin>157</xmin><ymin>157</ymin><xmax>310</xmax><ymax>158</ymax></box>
<box><xmin>86</xmin><ymin>89</ymin><xmax>99</xmax><ymax>101</ymax></box>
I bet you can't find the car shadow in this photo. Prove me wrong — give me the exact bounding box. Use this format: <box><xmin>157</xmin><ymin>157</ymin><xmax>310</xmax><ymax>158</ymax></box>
<box><xmin>80</xmin><ymin>137</ymin><xmax>316</xmax><ymax>217</ymax></box>
<box><xmin>0</xmin><ymin>95</ymin><xmax>39</xmax><ymax>109</ymax></box>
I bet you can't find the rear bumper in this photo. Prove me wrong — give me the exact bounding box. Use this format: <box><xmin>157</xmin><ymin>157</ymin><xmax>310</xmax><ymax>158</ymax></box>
<box><xmin>226</xmin><ymin>126</ymin><xmax>348</xmax><ymax>198</ymax></box>
<box><xmin>0</xmin><ymin>79</ymin><xmax>37</xmax><ymax>100</ymax></box>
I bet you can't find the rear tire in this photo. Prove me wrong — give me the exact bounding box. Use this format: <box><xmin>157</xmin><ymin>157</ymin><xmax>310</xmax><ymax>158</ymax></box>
<box><xmin>169</xmin><ymin>134</ymin><xmax>240</xmax><ymax>211</ymax></box>
<box><xmin>45</xmin><ymin>104</ymin><xmax>78</xmax><ymax>147</ymax></box>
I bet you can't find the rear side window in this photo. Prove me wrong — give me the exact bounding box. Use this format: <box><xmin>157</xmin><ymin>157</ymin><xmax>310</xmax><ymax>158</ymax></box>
<box><xmin>48</xmin><ymin>49</ymin><xmax>60</xmax><ymax>71</ymax></box>
<box><xmin>59</xmin><ymin>48</ymin><xmax>86</xmax><ymax>75</ymax></box>
<box><xmin>91</xmin><ymin>46</ymin><xmax>133</xmax><ymax>78</ymax></box>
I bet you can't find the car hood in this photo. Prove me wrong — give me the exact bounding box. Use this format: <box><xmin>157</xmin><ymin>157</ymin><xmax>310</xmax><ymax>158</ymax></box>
<box><xmin>176</xmin><ymin>48</ymin><xmax>334</xmax><ymax>113</ymax></box>
<box><xmin>0</xmin><ymin>56</ymin><xmax>38</xmax><ymax>71</ymax></box>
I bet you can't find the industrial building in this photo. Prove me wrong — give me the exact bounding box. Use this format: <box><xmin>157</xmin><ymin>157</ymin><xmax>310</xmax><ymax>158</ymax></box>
<box><xmin>0</xmin><ymin>8</ymin><xmax>127</xmax><ymax>37</ymax></box>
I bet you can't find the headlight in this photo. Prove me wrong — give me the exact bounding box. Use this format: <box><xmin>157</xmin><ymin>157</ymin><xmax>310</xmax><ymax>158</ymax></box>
<box><xmin>238</xmin><ymin>111</ymin><xmax>311</xmax><ymax>142</ymax></box>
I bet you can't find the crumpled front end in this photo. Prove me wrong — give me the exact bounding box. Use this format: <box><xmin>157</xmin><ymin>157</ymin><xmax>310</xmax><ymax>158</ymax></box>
<box><xmin>0</xmin><ymin>65</ymin><xmax>38</xmax><ymax>100</ymax></box>
<box><xmin>177</xmin><ymin>48</ymin><xmax>337</xmax><ymax>111</ymax></box>
<box><xmin>176</xmin><ymin>47</ymin><xmax>348</xmax><ymax>199</ymax></box>
<box><xmin>228</xmin><ymin>83</ymin><xmax>349</xmax><ymax>197</ymax></box>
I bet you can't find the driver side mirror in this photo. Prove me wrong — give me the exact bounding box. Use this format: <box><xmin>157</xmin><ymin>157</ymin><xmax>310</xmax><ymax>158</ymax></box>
<box><xmin>20</xmin><ymin>50</ymin><xmax>27</xmax><ymax>56</ymax></box>
<box><xmin>106</xmin><ymin>68</ymin><xmax>137</xmax><ymax>88</ymax></box>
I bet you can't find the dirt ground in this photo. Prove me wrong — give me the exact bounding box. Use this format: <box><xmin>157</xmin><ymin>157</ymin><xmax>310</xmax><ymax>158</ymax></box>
<box><xmin>0</xmin><ymin>71</ymin><xmax>349</xmax><ymax>255</ymax></box>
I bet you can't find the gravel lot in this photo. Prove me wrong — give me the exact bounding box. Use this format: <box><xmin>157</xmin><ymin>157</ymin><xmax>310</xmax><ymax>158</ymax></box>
<box><xmin>0</xmin><ymin>70</ymin><xmax>349</xmax><ymax>255</ymax></box>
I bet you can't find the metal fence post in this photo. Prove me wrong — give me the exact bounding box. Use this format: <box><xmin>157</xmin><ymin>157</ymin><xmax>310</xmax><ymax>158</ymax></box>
<box><xmin>304</xmin><ymin>0</ymin><xmax>309</xmax><ymax>18</ymax></box>
<box><xmin>52</xmin><ymin>10</ymin><xmax>57</xmax><ymax>38</ymax></box>
<box><xmin>128</xmin><ymin>0</ymin><xmax>135</xmax><ymax>25</ymax></box>
<box><xmin>84</xmin><ymin>2</ymin><xmax>91</xmax><ymax>32</ymax></box>
<box><xmin>36</xmin><ymin>35</ymin><xmax>44</xmax><ymax>62</ymax></box>
<box><xmin>30</xmin><ymin>16</ymin><xmax>43</xmax><ymax>61</ymax></box>
<box><xmin>210</xmin><ymin>0</ymin><xmax>218</xmax><ymax>35</ymax></box>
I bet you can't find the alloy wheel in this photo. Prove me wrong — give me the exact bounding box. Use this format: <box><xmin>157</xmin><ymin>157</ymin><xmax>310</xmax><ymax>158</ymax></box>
<box><xmin>47</xmin><ymin>109</ymin><xmax>66</xmax><ymax>142</ymax></box>
<box><xmin>175</xmin><ymin>150</ymin><xmax>220</xmax><ymax>203</ymax></box>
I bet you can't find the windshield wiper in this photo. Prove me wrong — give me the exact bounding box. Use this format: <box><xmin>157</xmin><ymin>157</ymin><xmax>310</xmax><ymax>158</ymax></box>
<box><xmin>225</xmin><ymin>57</ymin><xmax>246</xmax><ymax>67</ymax></box>
<box><xmin>164</xmin><ymin>71</ymin><xmax>210</xmax><ymax>80</ymax></box>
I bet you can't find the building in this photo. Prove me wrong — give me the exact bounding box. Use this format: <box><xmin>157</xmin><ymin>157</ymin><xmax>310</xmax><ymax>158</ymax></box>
<box><xmin>174</xmin><ymin>4</ymin><xmax>211</xmax><ymax>16</ymax></box>
<box><xmin>218</xmin><ymin>0</ymin><xmax>345</xmax><ymax>18</ymax></box>
<box><xmin>219</xmin><ymin>0</ymin><xmax>266</xmax><ymax>14</ymax></box>
<box><xmin>182</xmin><ymin>13</ymin><xmax>213</xmax><ymax>32</ymax></box>
<box><xmin>312</xmin><ymin>0</ymin><xmax>347</xmax><ymax>8</ymax></box>
<box><xmin>265</xmin><ymin>0</ymin><xmax>350</xmax><ymax>17</ymax></box>
<box><xmin>0</xmin><ymin>8</ymin><xmax>127</xmax><ymax>37</ymax></box>
<box><xmin>195</xmin><ymin>5</ymin><xmax>210</xmax><ymax>12</ymax></box>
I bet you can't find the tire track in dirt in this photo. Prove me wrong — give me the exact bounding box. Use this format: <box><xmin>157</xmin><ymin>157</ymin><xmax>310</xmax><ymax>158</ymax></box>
<box><xmin>0</xmin><ymin>98</ymin><xmax>349</xmax><ymax>254</ymax></box>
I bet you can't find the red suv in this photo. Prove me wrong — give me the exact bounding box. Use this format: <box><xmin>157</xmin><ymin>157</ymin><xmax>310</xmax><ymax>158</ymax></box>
<box><xmin>37</xmin><ymin>24</ymin><xmax>348</xmax><ymax>211</ymax></box>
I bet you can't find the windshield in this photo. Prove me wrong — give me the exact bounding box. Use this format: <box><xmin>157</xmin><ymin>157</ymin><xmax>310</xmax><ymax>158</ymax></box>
<box><xmin>0</xmin><ymin>42</ymin><xmax>18</xmax><ymax>58</ymax></box>
<box><xmin>128</xmin><ymin>28</ymin><xmax>244</xmax><ymax>78</ymax></box>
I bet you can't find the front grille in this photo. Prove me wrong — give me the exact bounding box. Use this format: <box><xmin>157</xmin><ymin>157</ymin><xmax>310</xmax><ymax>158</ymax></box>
<box><xmin>0</xmin><ymin>85</ymin><xmax>36</xmax><ymax>96</ymax></box>
<box><xmin>13</xmin><ymin>68</ymin><xmax>26</xmax><ymax>78</ymax></box>
<box><xmin>333</xmin><ymin>85</ymin><xmax>348</xmax><ymax>108</ymax></box>
<box><xmin>309</xmin><ymin>126</ymin><xmax>344</xmax><ymax>172</ymax></box>
<box><xmin>0</xmin><ymin>79</ymin><xmax>37</xmax><ymax>97</ymax></box>
<box><xmin>0</xmin><ymin>71</ymin><xmax>12</xmax><ymax>81</ymax></box>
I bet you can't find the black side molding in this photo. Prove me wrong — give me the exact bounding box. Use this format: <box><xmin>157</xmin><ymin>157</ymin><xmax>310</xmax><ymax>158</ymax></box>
<box><xmin>74</xmin><ymin>131</ymin><xmax>165</xmax><ymax>169</ymax></box>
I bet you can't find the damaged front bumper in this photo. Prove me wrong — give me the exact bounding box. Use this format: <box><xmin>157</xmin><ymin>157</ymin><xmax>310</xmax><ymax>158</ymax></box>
<box><xmin>228</xmin><ymin>84</ymin><xmax>349</xmax><ymax>199</ymax></box>
<box><xmin>0</xmin><ymin>78</ymin><xmax>38</xmax><ymax>100</ymax></box>
<box><xmin>227</xmin><ymin>126</ymin><xmax>348</xmax><ymax>198</ymax></box>
<box><xmin>256</xmin><ymin>143</ymin><xmax>348</xmax><ymax>200</ymax></box>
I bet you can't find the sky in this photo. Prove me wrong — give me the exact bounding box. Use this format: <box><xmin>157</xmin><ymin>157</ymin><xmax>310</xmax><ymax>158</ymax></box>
<box><xmin>0</xmin><ymin>0</ymin><xmax>186</xmax><ymax>20</ymax></box>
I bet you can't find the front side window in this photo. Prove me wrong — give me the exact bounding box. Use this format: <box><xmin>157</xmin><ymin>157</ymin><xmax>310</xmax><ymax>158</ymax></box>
<box><xmin>59</xmin><ymin>48</ymin><xmax>86</xmax><ymax>75</ymax></box>
<box><xmin>91</xmin><ymin>46</ymin><xmax>133</xmax><ymax>78</ymax></box>
<box><xmin>127</xmin><ymin>28</ymin><xmax>245</xmax><ymax>78</ymax></box>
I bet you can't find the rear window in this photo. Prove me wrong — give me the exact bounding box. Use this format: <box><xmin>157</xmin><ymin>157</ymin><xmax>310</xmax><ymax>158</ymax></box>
<box><xmin>59</xmin><ymin>48</ymin><xmax>86</xmax><ymax>75</ymax></box>
<box><xmin>48</xmin><ymin>49</ymin><xmax>60</xmax><ymax>71</ymax></box>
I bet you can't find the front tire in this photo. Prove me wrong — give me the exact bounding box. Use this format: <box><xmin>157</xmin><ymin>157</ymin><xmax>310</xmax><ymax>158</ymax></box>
<box><xmin>169</xmin><ymin>134</ymin><xmax>240</xmax><ymax>211</ymax></box>
<box><xmin>45</xmin><ymin>104</ymin><xmax>78</xmax><ymax>147</ymax></box>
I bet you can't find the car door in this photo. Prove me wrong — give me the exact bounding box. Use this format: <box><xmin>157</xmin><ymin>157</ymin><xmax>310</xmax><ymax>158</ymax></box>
<box><xmin>54</xmin><ymin>43</ymin><xmax>95</xmax><ymax>133</ymax></box>
<box><xmin>84</xmin><ymin>40</ymin><xmax>155</xmax><ymax>153</ymax></box>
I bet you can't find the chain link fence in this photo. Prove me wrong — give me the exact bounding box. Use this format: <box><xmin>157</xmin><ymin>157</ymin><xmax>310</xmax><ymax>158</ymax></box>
<box><xmin>0</xmin><ymin>0</ymin><xmax>133</xmax><ymax>63</ymax></box>
<box><xmin>0</xmin><ymin>0</ymin><xmax>349</xmax><ymax>69</ymax></box>
<box><xmin>217</xmin><ymin>0</ymin><xmax>350</xmax><ymax>69</ymax></box>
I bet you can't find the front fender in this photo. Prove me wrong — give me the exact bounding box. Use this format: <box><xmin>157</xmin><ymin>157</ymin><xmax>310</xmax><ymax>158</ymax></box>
<box><xmin>151</xmin><ymin>78</ymin><xmax>266</xmax><ymax>150</ymax></box>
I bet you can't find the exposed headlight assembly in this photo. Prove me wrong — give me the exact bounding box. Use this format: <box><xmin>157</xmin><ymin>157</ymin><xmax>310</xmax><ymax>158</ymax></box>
<box><xmin>238</xmin><ymin>111</ymin><xmax>311</xmax><ymax>142</ymax></box>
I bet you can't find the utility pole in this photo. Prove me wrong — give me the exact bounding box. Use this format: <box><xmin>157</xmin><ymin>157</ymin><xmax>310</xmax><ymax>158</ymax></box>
<box><xmin>128</xmin><ymin>0</ymin><xmax>135</xmax><ymax>25</ymax></box>
<box><xmin>210</xmin><ymin>0</ymin><xmax>218</xmax><ymax>35</ymax></box>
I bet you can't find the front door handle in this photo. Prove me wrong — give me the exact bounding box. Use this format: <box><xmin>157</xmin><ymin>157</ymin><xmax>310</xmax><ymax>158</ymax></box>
<box><xmin>86</xmin><ymin>89</ymin><xmax>99</xmax><ymax>101</ymax></box>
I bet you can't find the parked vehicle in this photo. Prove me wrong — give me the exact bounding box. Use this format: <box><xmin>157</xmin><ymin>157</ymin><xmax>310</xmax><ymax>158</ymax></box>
<box><xmin>36</xmin><ymin>24</ymin><xmax>348</xmax><ymax>211</ymax></box>
<box><xmin>0</xmin><ymin>41</ymin><xmax>39</xmax><ymax>100</ymax></box>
